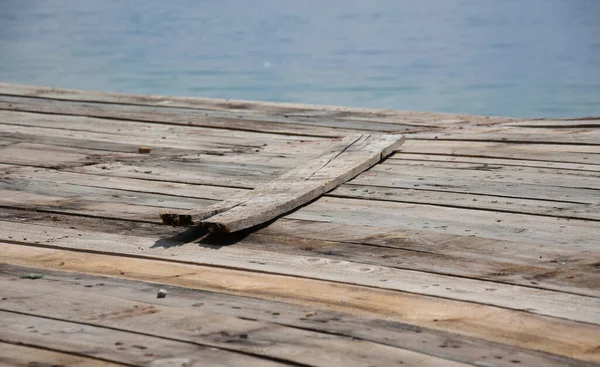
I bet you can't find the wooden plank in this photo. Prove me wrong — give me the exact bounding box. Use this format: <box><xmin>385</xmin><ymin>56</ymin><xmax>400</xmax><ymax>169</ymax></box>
<box><xmin>502</xmin><ymin>119</ymin><xmax>600</xmax><ymax>128</ymax></box>
<box><xmin>2</xmin><ymin>170</ymin><xmax>599</xmax><ymax>254</ymax></box>
<box><xmin>0</xmin><ymin>109</ymin><xmax>324</xmax><ymax>143</ymax></box>
<box><xmin>2</xmin><ymin>220</ymin><xmax>599</xmax><ymax>322</ymax></box>
<box><xmin>333</xmin><ymin>185</ymin><xmax>600</xmax><ymax>221</ymax></box>
<box><xmin>10</xmin><ymin>165</ymin><xmax>600</xmax><ymax>222</ymax></box>
<box><xmin>3</xmin><ymin>141</ymin><xmax>597</xmax><ymax>220</ymax></box>
<box><xmin>391</xmin><ymin>153</ymin><xmax>600</xmax><ymax>172</ymax></box>
<box><xmin>413</xmin><ymin>126</ymin><xmax>600</xmax><ymax>145</ymax></box>
<box><xmin>387</xmin><ymin>156</ymin><xmax>600</xmax><ymax>178</ymax></box>
<box><xmin>289</xmin><ymin>197</ymin><xmax>600</xmax><ymax>248</ymax></box>
<box><xmin>244</xmin><ymin>221</ymin><xmax>600</xmax><ymax>297</ymax></box>
<box><xmin>1</xmin><ymin>203</ymin><xmax>597</xmax><ymax>299</ymax></box>
<box><xmin>162</xmin><ymin>134</ymin><xmax>405</xmax><ymax>232</ymax></box>
<box><xmin>0</xmin><ymin>265</ymin><xmax>587</xmax><ymax>367</ymax></box>
<box><xmin>352</xmin><ymin>165</ymin><xmax>600</xmax><ymax>204</ymax></box>
<box><xmin>0</xmin><ymin>95</ymin><xmax>352</xmax><ymax>138</ymax></box>
<box><xmin>0</xmin><ymin>142</ymin><xmax>137</xmax><ymax>169</ymax></box>
<box><xmin>0</xmin><ymin>121</ymin><xmax>326</xmax><ymax>158</ymax></box>
<box><xmin>10</xmin><ymin>150</ymin><xmax>593</xmax><ymax>221</ymax></box>
<box><xmin>2</xmin><ymin>264</ymin><xmax>592</xmax><ymax>367</ymax></box>
<box><xmin>0</xmin><ymin>82</ymin><xmax>490</xmax><ymax>127</ymax></box>
<box><xmin>0</xmin><ymin>311</ymin><xmax>287</xmax><ymax>367</ymax></box>
<box><xmin>0</xmin><ymin>274</ymin><xmax>471</xmax><ymax>367</ymax></box>
<box><xmin>381</xmin><ymin>159</ymin><xmax>600</xmax><ymax>188</ymax></box>
<box><xmin>0</xmin><ymin>95</ymin><xmax>415</xmax><ymax>136</ymax></box>
<box><xmin>399</xmin><ymin>140</ymin><xmax>600</xmax><ymax>165</ymax></box>
<box><xmin>0</xmin><ymin>342</ymin><xmax>125</xmax><ymax>367</ymax></box>
<box><xmin>0</xmin><ymin>200</ymin><xmax>598</xmax><ymax>300</ymax></box>
<box><xmin>2</xmin><ymin>243</ymin><xmax>599</xmax><ymax>364</ymax></box>
<box><xmin>2</xmin><ymin>171</ymin><xmax>599</xmax><ymax>253</ymax></box>
<box><xmin>0</xmin><ymin>179</ymin><xmax>214</xmax><ymax>211</ymax></box>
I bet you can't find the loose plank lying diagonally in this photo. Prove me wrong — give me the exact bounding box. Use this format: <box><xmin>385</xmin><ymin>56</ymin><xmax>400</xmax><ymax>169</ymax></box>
<box><xmin>161</xmin><ymin>134</ymin><xmax>405</xmax><ymax>232</ymax></box>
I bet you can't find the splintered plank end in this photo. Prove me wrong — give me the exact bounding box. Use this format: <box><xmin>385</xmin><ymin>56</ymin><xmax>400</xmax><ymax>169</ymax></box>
<box><xmin>161</xmin><ymin>134</ymin><xmax>405</xmax><ymax>232</ymax></box>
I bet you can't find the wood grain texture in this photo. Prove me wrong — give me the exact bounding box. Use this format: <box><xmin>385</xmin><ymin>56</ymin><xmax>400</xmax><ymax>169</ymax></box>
<box><xmin>1</xmin><ymin>220</ymin><xmax>599</xmax><ymax>324</ymax></box>
<box><xmin>399</xmin><ymin>140</ymin><xmax>600</xmax><ymax>165</ymax></box>
<box><xmin>1</xmin><ymin>205</ymin><xmax>597</xmax><ymax>302</ymax></box>
<box><xmin>9</xmin><ymin>163</ymin><xmax>599</xmax><ymax>223</ymax></box>
<box><xmin>1</xmin><ymin>83</ymin><xmax>599</xmax><ymax>366</ymax></box>
<box><xmin>161</xmin><ymin>134</ymin><xmax>405</xmax><ymax>232</ymax></box>
<box><xmin>2</xmin><ymin>243</ymin><xmax>599</xmax><ymax>364</ymax></box>
<box><xmin>0</xmin><ymin>94</ymin><xmax>414</xmax><ymax>137</ymax></box>
<box><xmin>0</xmin><ymin>276</ymin><xmax>470</xmax><ymax>367</ymax></box>
<box><xmin>0</xmin><ymin>342</ymin><xmax>126</xmax><ymax>367</ymax></box>
<box><xmin>0</xmin><ymin>82</ymin><xmax>502</xmax><ymax>127</ymax></box>
<box><xmin>0</xmin><ymin>311</ymin><xmax>289</xmax><ymax>367</ymax></box>
<box><xmin>2</xmin><ymin>264</ymin><xmax>593</xmax><ymax>367</ymax></box>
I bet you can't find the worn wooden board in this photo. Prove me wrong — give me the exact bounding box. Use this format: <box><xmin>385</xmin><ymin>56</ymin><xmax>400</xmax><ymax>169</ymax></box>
<box><xmin>391</xmin><ymin>153</ymin><xmax>600</xmax><ymax>172</ymax></box>
<box><xmin>1</xmin><ymin>203</ymin><xmax>598</xmax><ymax>301</ymax></box>
<box><xmin>0</xmin><ymin>82</ymin><xmax>496</xmax><ymax>127</ymax></box>
<box><xmin>6</xmin><ymin>163</ymin><xmax>597</xmax><ymax>223</ymax></box>
<box><xmin>1</xmin><ymin>221</ymin><xmax>599</xmax><ymax>324</ymax></box>
<box><xmin>0</xmin><ymin>342</ymin><xmax>126</xmax><ymax>367</ymax></box>
<box><xmin>2</xmin><ymin>264</ymin><xmax>592</xmax><ymax>367</ymax></box>
<box><xmin>399</xmin><ymin>140</ymin><xmax>600</xmax><ymax>165</ymax></box>
<box><xmin>0</xmin><ymin>275</ymin><xmax>472</xmax><ymax>367</ymax></box>
<box><xmin>0</xmin><ymin>311</ymin><xmax>289</xmax><ymax>367</ymax></box>
<box><xmin>1</xmin><ymin>83</ymin><xmax>599</xmax><ymax>366</ymax></box>
<box><xmin>1</xmin><ymin>206</ymin><xmax>597</xmax><ymax>300</ymax></box>
<box><xmin>413</xmin><ymin>126</ymin><xmax>600</xmax><ymax>145</ymax></box>
<box><xmin>162</xmin><ymin>134</ymin><xmax>405</xmax><ymax>232</ymax></box>
<box><xmin>2</xmin><ymin>243</ymin><xmax>599</xmax><ymax>364</ymax></box>
<box><xmin>0</xmin><ymin>95</ymin><xmax>416</xmax><ymax>137</ymax></box>
<box><xmin>1</xmin><ymin>176</ymin><xmax>599</xmax><ymax>253</ymax></box>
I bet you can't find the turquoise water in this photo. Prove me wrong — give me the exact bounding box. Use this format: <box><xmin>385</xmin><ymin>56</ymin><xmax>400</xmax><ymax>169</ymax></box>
<box><xmin>1</xmin><ymin>0</ymin><xmax>599</xmax><ymax>118</ymax></box>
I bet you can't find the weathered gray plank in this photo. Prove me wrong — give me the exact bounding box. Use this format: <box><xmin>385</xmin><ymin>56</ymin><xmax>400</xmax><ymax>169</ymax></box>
<box><xmin>162</xmin><ymin>134</ymin><xmax>405</xmax><ymax>232</ymax></box>
<box><xmin>413</xmin><ymin>126</ymin><xmax>600</xmax><ymax>145</ymax></box>
<box><xmin>0</xmin><ymin>311</ymin><xmax>288</xmax><ymax>367</ymax></box>
<box><xmin>351</xmin><ymin>165</ymin><xmax>600</xmax><ymax>204</ymax></box>
<box><xmin>0</xmin><ymin>94</ymin><xmax>414</xmax><ymax>136</ymax></box>
<box><xmin>391</xmin><ymin>153</ymin><xmax>600</xmax><ymax>172</ymax></box>
<box><xmin>0</xmin><ymin>109</ymin><xmax>323</xmax><ymax>143</ymax></box>
<box><xmin>0</xmin><ymin>142</ymin><xmax>138</xmax><ymax>169</ymax></box>
<box><xmin>336</xmin><ymin>185</ymin><xmax>600</xmax><ymax>221</ymax></box>
<box><xmin>399</xmin><ymin>140</ymin><xmax>600</xmax><ymax>165</ymax></box>
<box><xmin>0</xmin><ymin>342</ymin><xmax>126</xmax><ymax>367</ymax></box>
<box><xmin>0</xmin><ymin>82</ymin><xmax>489</xmax><ymax>127</ymax></box>
<box><xmin>2</xmin><ymin>168</ymin><xmax>599</xmax><ymax>253</ymax></box>
<box><xmin>10</xmin><ymin>164</ymin><xmax>598</xmax><ymax>222</ymax></box>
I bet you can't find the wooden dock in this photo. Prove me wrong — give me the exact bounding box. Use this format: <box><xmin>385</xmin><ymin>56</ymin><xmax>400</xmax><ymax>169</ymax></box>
<box><xmin>0</xmin><ymin>83</ymin><xmax>598</xmax><ymax>367</ymax></box>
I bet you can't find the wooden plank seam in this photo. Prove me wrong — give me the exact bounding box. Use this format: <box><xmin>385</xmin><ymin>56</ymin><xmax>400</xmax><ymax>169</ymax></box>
<box><xmin>160</xmin><ymin>133</ymin><xmax>405</xmax><ymax>233</ymax></box>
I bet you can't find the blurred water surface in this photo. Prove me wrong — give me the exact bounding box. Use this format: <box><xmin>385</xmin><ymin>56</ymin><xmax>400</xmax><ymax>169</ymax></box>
<box><xmin>1</xmin><ymin>0</ymin><xmax>599</xmax><ymax>117</ymax></box>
